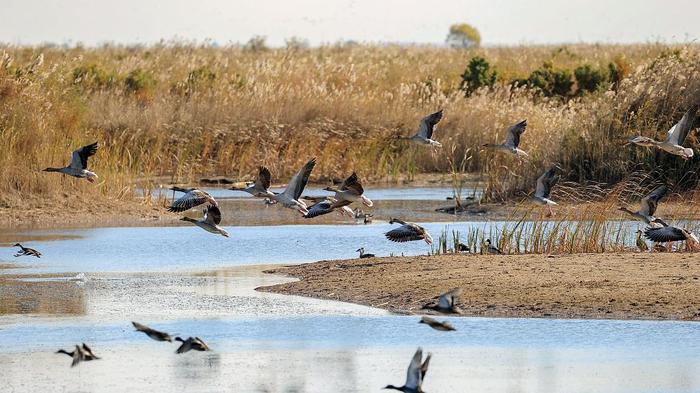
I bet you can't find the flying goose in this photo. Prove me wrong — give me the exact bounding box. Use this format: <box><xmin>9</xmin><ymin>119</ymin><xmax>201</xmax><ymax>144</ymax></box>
<box><xmin>419</xmin><ymin>316</ymin><xmax>456</xmax><ymax>332</ymax></box>
<box><xmin>181</xmin><ymin>205</ymin><xmax>229</xmax><ymax>237</ymax></box>
<box><xmin>43</xmin><ymin>142</ymin><xmax>99</xmax><ymax>182</ymax></box>
<box><xmin>132</xmin><ymin>321</ymin><xmax>173</xmax><ymax>342</ymax></box>
<box><xmin>175</xmin><ymin>336</ymin><xmax>210</xmax><ymax>354</ymax></box>
<box><xmin>13</xmin><ymin>243</ymin><xmax>41</xmax><ymax>258</ymax></box>
<box><xmin>323</xmin><ymin>172</ymin><xmax>373</xmax><ymax>207</ymax></box>
<box><xmin>627</xmin><ymin>104</ymin><xmax>698</xmax><ymax>160</ymax></box>
<box><xmin>229</xmin><ymin>166</ymin><xmax>276</xmax><ymax>198</ymax></box>
<box><xmin>402</xmin><ymin>109</ymin><xmax>444</xmax><ymax>147</ymax></box>
<box><xmin>168</xmin><ymin>187</ymin><xmax>218</xmax><ymax>212</ymax></box>
<box><xmin>619</xmin><ymin>185</ymin><xmax>669</xmax><ymax>227</ymax></box>
<box><xmin>385</xmin><ymin>218</ymin><xmax>433</xmax><ymax>245</ymax></box>
<box><xmin>422</xmin><ymin>288</ymin><xmax>462</xmax><ymax>314</ymax></box>
<box><xmin>356</xmin><ymin>247</ymin><xmax>375</xmax><ymax>258</ymax></box>
<box><xmin>643</xmin><ymin>226</ymin><xmax>699</xmax><ymax>252</ymax></box>
<box><xmin>303</xmin><ymin>197</ymin><xmax>354</xmax><ymax>219</ymax></box>
<box><xmin>533</xmin><ymin>166</ymin><xmax>559</xmax><ymax>216</ymax></box>
<box><xmin>56</xmin><ymin>343</ymin><xmax>100</xmax><ymax>367</ymax></box>
<box><xmin>483</xmin><ymin>119</ymin><xmax>528</xmax><ymax>157</ymax></box>
<box><xmin>485</xmin><ymin>239</ymin><xmax>502</xmax><ymax>254</ymax></box>
<box><xmin>270</xmin><ymin>158</ymin><xmax>316</xmax><ymax>214</ymax></box>
<box><xmin>383</xmin><ymin>347</ymin><xmax>431</xmax><ymax>393</ymax></box>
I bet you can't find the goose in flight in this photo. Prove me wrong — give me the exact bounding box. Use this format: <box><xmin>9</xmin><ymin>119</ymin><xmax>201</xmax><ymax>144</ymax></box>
<box><xmin>132</xmin><ymin>321</ymin><xmax>173</xmax><ymax>342</ymax></box>
<box><xmin>402</xmin><ymin>109</ymin><xmax>443</xmax><ymax>147</ymax></box>
<box><xmin>419</xmin><ymin>316</ymin><xmax>456</xmax><ymax>332</ymax></box>
<box><xmin>485</xmin><ymin>239</ymin><xmax>502</xmax><ymax>254</ymax></box>
<box><xmin>385</xmin><ymin>218</ymin><xmax>433</xmax><ymax>245</ymax></box>
<box><xmin>56</xmin><ymin>343</ymin><xmax>100</xmax><ymax>367</ymax></box>
<box><xmin>619</xmin><ymin>185</ymin><xmax>668</xmax><ymax>227</ymax></box>
<box><xmin>483</xmin><ymin>119</ymin><xmax>528</xmax><ymax>157</ymax></box>
<box><xmin>181</xmin><ymin>205</ymin><xmax>229</xmax><ymax>237</ymax></box>
<box><xmin>270</xmin><ymin>158</ymin><xmax>316</xmax><ymax>214</ymax></box>
<box><xmin>168</xmin><ymin>187</ymin><xmax>218</xmax><ymax>212</ymax></box>
<box><xmin>175</xmin><ymin>336</ymin><xmax>210</xmax><ymax>354</ymax></box>
<box><xmin>229</xmin><ymin>166</ymin><xmax>276</xmax><ymax>198</ymax></box>
<box><xmin>422</xmin><ymin>288</ymin><xmax>462</xmax><ymax>314</ymax></box>
<box><xmin>533</xmin><ymin>166</ymin><xmax>559</xmax><ymax>216</ymax></box>
<box><xmin>627</xmin><ymin>104</ymin><xmax>698</xmax><ymax>160</ymax></box>
<box><xmin>383</xmin><ymin>347</ymin><xmax>431</xmax><ymax>393</ymax></box>
<box><xmin>13</xmin><ymin>243</ymin><xmax>41</xmax><ymax>258</ymax></box>
<box><xmin>643</xmin><ymin>226</ymin><xmax>699</xmax><ymax>252</ymax></box>
<box><xmin>302</xmin><ymin>197</ymin><xmax>354</xmax><ymax>219</ymax></box>
<box><xmin>43</xmin><ymin>142</ymin><xmax>99</xmax><ymax>182</ymax></box>
<box><xmin>323</xmin><ymin>172</ymin><xmax>373</xmax><ymax>207</ymax></box>
<box><xmin>356</xmin><ymin>247</ymin><xmax>375</xmax><ymax>258</ymax></box>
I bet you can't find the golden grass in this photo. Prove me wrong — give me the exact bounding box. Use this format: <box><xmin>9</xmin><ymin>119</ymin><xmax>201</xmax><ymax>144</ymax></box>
<box><xmin>1</xmin><ymin>43</ymin><xmax>700</xmax><ymax>209</ymax></box>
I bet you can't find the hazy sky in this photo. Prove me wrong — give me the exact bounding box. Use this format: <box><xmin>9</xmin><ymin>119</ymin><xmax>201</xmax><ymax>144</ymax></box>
<box><xmin>1</xmin><ymin>0</ymin><xmax>699</xmax><ymax>46</ymax></box>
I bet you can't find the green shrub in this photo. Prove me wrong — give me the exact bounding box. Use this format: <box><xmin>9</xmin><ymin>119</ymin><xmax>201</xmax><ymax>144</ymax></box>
<box><xmin>607</xmin><ymin>56</ymin><xmax>630</xmax><ymax>89</ymax></box>
<box><xmin>72</xmin><ymin>64</ymin><xmax>118</xmax><ymax>90</ymax></box>
<box><xmin>574</xmin><ymin>64</ymin><xmax>608</xmax><ymax>94</ymax></box>
<box><xmin>460</xmin><ymin>56</ymin><xmax>498</xmax><ymax>95</ymax></box>
<box><xmin>524</xmin><ymin>62</ymin><xmax>573</xmax><ymax>97</ymax></box>
<box><xmin>124</xmin><ymin>68</ymin><xmax>155</xmax><ymax>94</ymax></box>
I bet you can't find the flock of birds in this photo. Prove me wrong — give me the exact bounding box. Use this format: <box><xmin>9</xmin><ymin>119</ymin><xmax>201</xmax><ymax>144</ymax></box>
<box><xmin>11</xmin><ymin>104</ymin><xmax>699</xmax><ymax>391</ymax></box>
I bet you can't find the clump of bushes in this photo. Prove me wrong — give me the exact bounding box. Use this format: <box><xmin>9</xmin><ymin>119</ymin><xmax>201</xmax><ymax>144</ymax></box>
<box><xmin>574</xmin><ymin>64</ymin><xmax>608</xmax><ymax>94</ymax></box>
<box><xmin>460</xmin><ymin>56</ymin><xmax>498</xmax><ymax>95</ymax></box>
<box><xmin>517</xmin><ymin>62</ymin><xmax>574</xmax><ymax>97</ymax></box>
<box><xmin>171</xmin><ymin>67</ymin><xmax>216</xmax><ymax>96</ymax></box>
<box><xmin>72</xmin><ymin>64</ymin><xmax>119</xmax><ymax>90</ymax></box>
<box><xmin>124</xmin><ymin>68</ymin><xmax>156</xmax><ymax>94</ymax></box>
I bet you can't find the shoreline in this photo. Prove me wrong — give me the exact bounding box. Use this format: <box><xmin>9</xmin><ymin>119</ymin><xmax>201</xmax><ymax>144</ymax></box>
<box><xmin>258</xmin><ymin>252</ymin><xmax>700</xmax><ymax>322</ymax></box>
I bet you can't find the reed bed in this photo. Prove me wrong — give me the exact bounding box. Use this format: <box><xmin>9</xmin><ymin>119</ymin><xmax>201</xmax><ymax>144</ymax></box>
<box><xmin>2</xmin><ymin>43</ymin><xmax>700</xmax><ymax>210</ymax></box>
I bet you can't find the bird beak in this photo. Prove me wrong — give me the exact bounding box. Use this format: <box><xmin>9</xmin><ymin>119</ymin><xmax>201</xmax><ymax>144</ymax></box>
<box><xmin>361</xmin><ymin>196</ymin><xmax>373</xmax><ymax>207</ymax></box>
<box><xmin>424</xmin><ymin>234</ymin><xmax>433</xmax><ymax>246</ymax></box>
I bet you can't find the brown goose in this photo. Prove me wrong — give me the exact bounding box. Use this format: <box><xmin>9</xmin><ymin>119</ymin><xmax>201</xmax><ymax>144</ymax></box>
<box><xmin>627</xmin><ymin>104</ymin><xmax>698</xmax><ymax>160</ymax></box>
<box><xmin>483</xmin><ymin>119</ymin><xmax>528</xmax><ymax>157</ymax></box>
<box><xmin>303</xmin><ymin>197</ymin><xmax>354</xmax><ymax>219</ymax></box>
<box><xmin>385</xmin><ymin>218</ymin><xmax>433</xmax><ymax>245</ymax></box>
<box><xmin>323</xmin><ymin>172</ymin><xmax>373</xmax><ymax>207</ymax></box>
<box><xmin>422</xmin><ymin>288</ymin><xmax>462</xmax><ymax>314</ymax></box>
<box><xmin>168</xmin><ymin>187</ymin><xmax>218</xmax><ymax>212</ymax></box>
<box><xmin>619</xmin><ymin>185</ymin><xmax>668</xmax><ymax>227</ymax></box>
<box><xmin>175</xmin><ymin>336</ymin><xmax>210</xmax><ymax>354</ymax></box>
<box><xmin>270</xmin><ymin>158</ymin><xmax>316</xmax><ymax>214</ymax></box>
<box><xmin>132</xmin><ymin>321</ymin><xmax>173</xmax><ymax>342</ymax></box>
<box><xmin>384</xmin><ymin>348</ymin><xmax>431</xmax><ymax>393</ymax></box>
<box><xmin>229</xmin><ymin>166</ymin><xmax>276</xmax><ymax>198</ymax></box>
<box><xmin>43</xmin><ymin>142</ymin><xmax>99</xmax><ymax>182</ymax></box>
<box><xmin>532</xmin><ymin>166</ymin><xmax>559</xmax><ymax>216</ymax></box>
<box><xmin>419</xmin><ymin>316</ymin><xmax>456</xmax><ymax>332</ymax></box>
<box><xmin>401</xmin><ymin>110</ymin><xmax>443</xmax><ymax>147</ymax></box>
<box><xmin>56</xmin><ymin>343</ymin><xmax>100</xmax><ymax>367</ymax></box>
<box><xmin>181</xmin><ymin>205</ymin><xmax>229</xmax><ymax>237</ymax></box>
<box><xmin>13</xmin><ymin>243</ymin><xmax>41</xmax><ymax>258</ymax></box>
<box><xmin>644</xmin><ymin>226</ymin><xmax>699</xmax><ymax>252</ymax></box>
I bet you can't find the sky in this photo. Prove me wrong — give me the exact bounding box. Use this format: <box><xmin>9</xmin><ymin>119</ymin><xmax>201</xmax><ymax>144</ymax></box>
<box><xmin>1</xmin><ymin>0</ymin><xmax>699</xmax><ymax>47</ymax></box>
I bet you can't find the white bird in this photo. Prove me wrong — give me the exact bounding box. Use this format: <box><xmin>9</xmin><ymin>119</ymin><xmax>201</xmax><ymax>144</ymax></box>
<box><xmin>618</xmin><ymin>185</ymin><xmax>668</xmax><ymax>227</ymax></box>
<box><xmin>402</xmin><ymin>110</ymin><xmax>443</xmax><ymax>147</ymax></box>
<box><xmin>383</xmin><ymin>348</ymin><xmax>431</xmax><ymax>393</ymax></box>
<box><xmin>385</xmin><ymin>218</ymin><xmax>433</xmax><ymax>245</ymax></box>
<box><xmin>643</xmin><ymin>226</ymin><xmax>699</xmax><ymax>252</ymax></box>
<box><xmin>533</xmin><ymin>166</ymin><xmax>559</xmax><ymax>216</ymax></box>
<box><xmin>43</xmin><ymin>142</ymin><xmax>99</xmax><ymax>182</ymax></box>
<box><xmin>229</xmin><ymin>166</ymin><xmax>276</xmax><ymax>198</ymax></box>
<box><xmin>483</xmin><ymin>119</ymin><xmax>528</xmax><ymax>157</ymax></box>
<box><xmin>323</xmin><ymin>172</ymin><xmax>373</xmax><ymax>207</ymax></box>
<box><xmin>627</xmin><ymin>105</ymin><xmax>698</xmax><ymax>160</ymax></box>
<box><xmin>181</xmin><ymin>205</ymin><xmax>229</xmax><ymax>237</ymax></box>
<box><xmin>270</xmin><ymin>158</ymin><xmax>316</xmax><ymax>214</ymax></box>
<box><xmin>168</xmin><ymin>187</ymin><xmax>218</xmax><ymax>212</ymax></box>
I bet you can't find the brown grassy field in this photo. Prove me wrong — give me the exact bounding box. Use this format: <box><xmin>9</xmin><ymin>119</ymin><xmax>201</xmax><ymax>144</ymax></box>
<box><xmin>2</xmin><ymin>43</ymin><xmax>700</xmax><ymax>213</ymax></box>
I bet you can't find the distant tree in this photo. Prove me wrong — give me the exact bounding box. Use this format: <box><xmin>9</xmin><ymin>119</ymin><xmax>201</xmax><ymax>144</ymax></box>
<box><xmin>285</xmin><ymin>36</ymin><xmax>310</xmax><ymax>51</ymax></box>
<box><xmin>245</xmin><ymin>35</ymin><xmax>268</xmax><ymax>52</ymax></box>
<box><xmin>460</xmin><ymin>56</ymin><xmax>498</xmax><ymax>95</ymax></box>
<box><xmin>446</xmin><ymin>23</ymin><xmax>481</xmax><ymax>48</ymax></box>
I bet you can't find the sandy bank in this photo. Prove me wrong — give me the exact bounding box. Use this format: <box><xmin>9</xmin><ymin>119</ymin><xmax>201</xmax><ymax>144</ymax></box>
<box><xmin>259</xmin><ymin>252</ymin><xmax>700</xmax><ymax>321</ymax></box>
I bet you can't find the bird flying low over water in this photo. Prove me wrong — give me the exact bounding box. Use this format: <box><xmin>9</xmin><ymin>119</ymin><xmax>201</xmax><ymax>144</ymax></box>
<box><xmin>229</xmin><ymin>166</ymin><xmax>276</xmax><ymax>199</ymax></box>
<box><xmin>422</xmin><ymin>288</ymin><xmax>462</xmax><ymax>314</ymax></box>
<box><xmin>44</xmin><ymin>142</ymin><xmax>99</xmax><ymax>182</ymax></box>
<box><xmin>56</xmin><ymin>343</ymin><xmax>100</xmax><ymax>367</ymax></box>
<box><xmin>384</xmin><ymin>347</ymin><xmax>431</xmax><ymax>393</ymax></box>
<box><xmin>175</xmin><ymin>336</ymin><xmax>210</xmax><ymax>354</ymax></box>
<box><xmin>402</xmin><ymin>109</ymin><xmax>444</xmax><ymax>147</ymax></box>
<box><xmin>643</xmin><ymin>226</ymin><xmax>700</xmax><ymax>252</ymax></box>
<box><xmin>385</xmin><ymin>218</ymin><xmax>433</xmax><ymax>245</ymax></box>
<box><xmin>419</xmin><ymin>316</ymin><xmax>456</xmax><ymax>332</ymax></box>
<box><xmin>132</xmin><ymin>321</ymin><xmax>173</xmax><ymax>342</ymax></box>
<box><xmin>324</xmin><ymin>172</ymin><xmax>373</xmax><ymax>207</ymax></box>
<box><xmin>483</xmin><ymin>119</ymin><xmax>528</xmax><ymax>157</ymax></box>
<box><xmin>627</xmin><ymin>104</ymin><xmax>698</xmax><ymax>160</ymax></box>
<box><xmin>303</xmin><ymin>197</ymin><xmax>354</xmax><ymax>219</ymax></box>
<box><xmin>181</xmin><ymin>205</ymin><xmax>229</xmax><ymax>237</ymax></box>
<box><xmin>532</xmin><ymin>166</ymin><xmax>559</xmax><ymax>216</ymax></box>
<box><xmin>270</xmin><ymin>158</ymin><xmax>316</xmax><ymax>214</ymax></box>
<box><xmin>13</xmin><ymin>243</ymin><xmax>41</xmax><ymax>258</ymax></box>
<box><xmin>619</xmin><ymin>185</ymin><xmax>669</xmax><ymax>227</ymax></box>
<box><xmin>168</xmin><ymin>187</ymin><xmax>218</xmax><ymax>212</ymax></box>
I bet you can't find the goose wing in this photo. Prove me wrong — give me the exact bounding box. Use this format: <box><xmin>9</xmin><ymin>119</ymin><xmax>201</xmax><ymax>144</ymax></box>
<box><xmin>256</xmin><ymin>166</ymin><xmax>272</xmax><ymax>191</ymax></box>
<box><xmin>339</xmin><ymin>172</ymin><xmax>364</xmax><ymax>195</ymax></box>
<box><xmin>203</xmin><ymin>205</ymin><xmax>222</xmax><ymax>225</ymax></box>
<box><xmin>405</xmin><ymin>348</ymin><xmax>423</xmax><ymax>390</ymax></box>
<box><xmin>504</xmin><ymin>119</ymin><xmax>527</xmax><ymax>148</ymax></box>
<box><xmin>175</xmin><ymin>338</ymin><xmax>191</xmax><ymax>354</ymax></box>
<box><xmin>420</xmin><ymin>352</ymin><xmax>432</xmax><ymax>380</ymax></box>
<box><xmin>193</xmin><ymin>337</ymin><xmax>210</xmax><ymax>351</ymax></box>
<box><xmin>438</xmin><ymin>287</ymin><xmax>463</xmax><ymax>309</ymax></box>
<box><xmin>665</xmin><ymin>105</ymin><xmax>698</xmax><ymax>145</ymax></box>
<box><xmin>283</xmin><ymin>158</ymin><xmax>316</xmax><ymax>200</ymax></box>
<box><xmin>132</xmin><ymin>321</ymin><xmax>167</xmax><ymax>337</ymax></box>
<box><xmin>81</xmin><ymin>343</ymin><xmax>99</xmax><ymax>359</ymax></box>
<box><xmin>168</xmin><ymin>189</ymin><xmax>212</xmax><ymax>212</ymax></box>
<box><xmin>416</xmin><ymin>109</ymin><xmax>443</xmax><ymax>139</ymax></box>
<box><xmin>304</xmin><ymin>199</ymin><xmax>334</xmax><ymax>218</ymax></box>
<box><xmin>535</xmin><ymin>166</ymin><xmax>559</xmax><ymax>199</ymax></box>
<box><xmin>639</xmin><ymin>185</ymin><xmax>667</xmax><ymax>217</ymax></box>
<box><xmin>644</xmin><ymin>226</ymin><xmax>687</xmax><ymax>242</ymax></box>
<box><xmin>71</xmin><ymin>345</ymin><xmax>83</xmax><ymax>367</ymax></box>
<box><xmin>69</xmin><ymin>142</ymin><xmax>98</xmax><ymax>170</ymax></box>
<box><xmin>385</xmin><ymin>224</ymin><xmax>424</xmax><ymax>242</ymax></box>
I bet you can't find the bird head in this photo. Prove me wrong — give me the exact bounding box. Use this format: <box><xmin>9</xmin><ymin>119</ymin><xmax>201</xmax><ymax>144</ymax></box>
<box><xmin>485</xmin><ymin>239</ymin><xmax>492</xmax><ymax>245</ymax></box>
<box><xmin>356</xmin><ymin>248</ymin><xmax>364</xmax><ymax>253</ymax></box>
<box><xmin>13</xmin><ymin>243</ymin><xmax>21</xmax><ymax>247</ymax></box>
<box><xmin>388</xmin><ymin>218</ymin><xmax>397</xmax><ymax>224</ymax></box>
